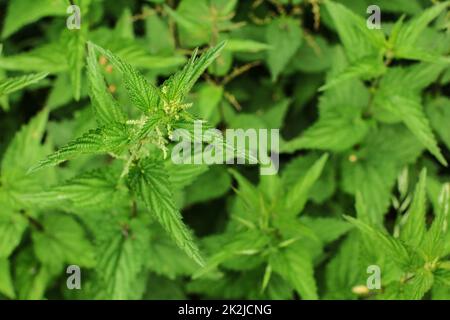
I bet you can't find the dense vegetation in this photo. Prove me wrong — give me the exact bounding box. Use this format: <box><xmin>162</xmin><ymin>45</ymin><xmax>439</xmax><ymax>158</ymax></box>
<box><xmin>0</xmin><ymin>0</ymin><xmax>449</xmax><ymax>300</ymax></box>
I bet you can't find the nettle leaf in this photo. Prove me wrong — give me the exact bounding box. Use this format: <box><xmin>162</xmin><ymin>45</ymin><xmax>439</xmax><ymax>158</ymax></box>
<box><xmin>283</xmin><ymin>154</ymin><xmax>329</xmax><ymax>217</ymax></box>
<box><xmin>282</xmin><ymin>109</ymin><xmax>370</xmax><ymax>153</ymax></box>
<box><xmin>94</xmin><ymin>219</ymin><xmax>150</xmax><ymax>299</ymax></box>
<box><xmin>266</xmin><ymin>17</ymin><xmax>302</xmax><ymax>81</ymax></box>
<box><xmin>29</xmin><ymin>123</ymin><xmax>133</xmax><ymax>173</ymax></box>
<box><xmin>127</xmin><ymin>158</ymin><xmax>203</xmax><ymax>266</ymax></box>
<box><xmin>190</xmin><ymin>82</ymin><xmax>223</xmax><ymax>126</ymax></box>
<box><xmin>393</xmin><ymin>2</ymin><xmax>450</xmax><ymax>59</ymax></box>
<box><xmin>391</xmin><ymin>96</ymin><xmax>446</xmax><ymax>166</ymax></box>
<box><xmin>324</xmin><ymin>232</ymin><xmax>365</xmax><ymax>300</ymax></box>
<box><xmin>400</xmin><ymin>169</ymin><xmax>427</xmax><ymax>247</ymax></box>
<box><xmin>0</xmin><ymin>43</ymin><xmax>68</xmax><ymax>73</ymax></box>
<box><xmin>23</xmin><ymin>166</ymin><xmax>127</xmax><ymax>210</ymax></box>
<box><xmin>66</xmin><ymin>29</ymin><xmax>86</xmax><ymax>101</ymax></box>
<box><xmin>341</xmin><ymin>125</ymin><xmax>423</xmax><ymax>225</ymax></box>
<box><xmin>283</xmin><ymin>46</ymin><xmax>370</xmax><ymax>154</ymax></box>
<box><xmin>0</xmin><ymin>208</ymin><xmax>28</xmax><ymax>259</ymax></box>
<box><xmin>89</xmin><ymin>42</ymin><xmax>162</xmax><ymax>114</ymax></box>
<box><xmin>422</xmin><ymin>183</ymin><xmax>450</xmax><ymax>259</ymax></box>
<box><xmin>0</xmin><ymin>258</ymin><xmax>15</xmax><ymax>299</ymax></box>
<box><xmin>324</xmin><ymin>0</ymin><xmax>385</xmax><ymax>62</ymax></box>
<box><xmin>193</xmin><ymin>229</ymin><xmax>270</xmax><ymax>279</ymax></box>
<box><xmin>146</xmin><ymin>8</ymin><xmax>176</xmax><ymax>55</ymax></box>
<box><xmin>2</xmin><ymin>0</ymin><xmax>66</xmax><ymax>39</ymax></box>
<box><xmin>270</xmin><ymin>244</ymin><xmax>318</xmax><ymax>300</ymax></box>
<box><xmin>146</xmin><ymin>224</ymin><xmax>197</xmax><ymax>279</ymax></box>
<box><xmin>2</xmin><ymin>108</ymin><xmax>49</xmax><ymax>180</ymax></box>
<box><xmin>427</xmin><ymin>97</ymin><xmax>450</xmax><ymax>151</ymax></box>
<box><xmin>162</xmin><ymin>41</ymin><xmax>227</xmax><ymax>103</ymax></box>
<box><xmin>319</xmin><ymin>55</ymin><xmax>386</xmax><ymax>91</ymax></box>
<box><xmin>86</xmin><ymin>43</ymin><xmax>126</xmax><ymax>125</ymax></box>
<box><xmin>301</xmin><ymin>216</ymin><xmax>352</xmax><ymax>245</ymax></box>
<box><xmin>32</xmin><ymin>214</ymin><xmax>96</xmax><ymax>272</ymax></box>
<box><xmin>344</xmin><ymin>215</ymin><xmax>411</xmax><ymax>268</ymax></box>
<box><xmin>282</xmin><ymin>153</ymin><xmax>336</xmax><ymax>204</ymax></box>
<box><xmin>0</xmin><ymin>72</ymin><xmax>48</xmax><ymax>97</ymax></box>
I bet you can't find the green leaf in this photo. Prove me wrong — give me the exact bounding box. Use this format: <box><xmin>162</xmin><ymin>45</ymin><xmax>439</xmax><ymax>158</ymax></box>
<box><xmin>393</xmin><ymin>2</ymin><xmax>450</xmax><ymax>55</ymax></box>
<box><xmin>0</xmin><ymin>72</ymin><xmax>48</xmax><ymax>97</ymax></box>
<box><xmin>343</xmin><ymin>215</ymin><xmax>411</xmax><ymax>268</ymax></box>
<box><xmin>1</xmin><ymin>108</ymin><xmax>53</xmax><ymax>189</ymax></box>
<box><xmin>89</xmin><ymin>42</ymin><xmax>162</xmax><ymax>114</ymax></box>
<box><xmin>23</xmin><ymin>167</ymin><xmax>126</xmax><ymax>210</ymax></box>
<box><xmin>146</xmin><ymin>224</ymin><xmax>197</xmax><ymax>279</ymax></box>
<box><xmin>86</xmin><ymin>43</ymin><xmax>126</xmax><ymax>125</ymax></box>
<box><xmin>422</xmin><ymin>183</ymin><xmax>450</xmax><ymax>259</ymax></box>
<box><xmin>0</xmin><ymin>209</ymin><xmax>28</xmax><ymax>259</ymax></box>
<box><xmin>427</xmin><ymin>97</ymin><xmax>450</xmax><ymax>151</ymax></box>
<box><xmin>0</xmin><ymin>43</ymin><xmax>68</xmax><ymax>72</ymax></box>
<box><xmin>282</xmin><ymin>110</ymin><xmax>369</xmax><ymax>153</ymax></box>
<box><xmin>29</xmin><ymin>123</ymin><xmax>133</xmax><ymax>173</ymax></box>
<box><xmin>226</xmin><ymin>39</ymin><xmax>272</xmax><ymax>53</ymax></box>
<box><xmin>146</xmin><ymin>9</ymin><xmax>175</xmax><ymax>55</ymax></box>
<box><xmin>94</xmin><ymin>219</ymin><xmax>149</xmax><ymax>299</ymax></box>
<box><xmin>270</xmin><ymin>244</ymin><xmax>318</xmax><ymax>300</ymax></box>
<box><xmin>66</xmin><ymin>29</ymin><xmax>86</xmax><ymax>101</ymax></box>
<box><xmin>283</xmin><ymin>154</ymin><xmax>329</xmax><ymax>216</ymax></box>
<box><xmin>266</xmin><ymin>17</ymin><xmax>302</xmax><ymax>81</ymax></box>
<box><xmin>162</xmin><ymin>41</ymin><xmax>227</xmax><ymax>103</ymax></box>
<box><xmin>0</xmin><ymin>258</ymin><xmax>15</xmax><ymax>299</ymax></box>
<box><xmin>393</xmin><ymin>96</ymin><xmax>446</xmax><ymax>166</ymax></box>
<box><xmin>319</xmin><ymin>56</ymin><xmax>386</xmax><ymax>91</ymax></box>
<box><xmin>190</xmin><ymin>83</ymin><xmax>223</xmax><ymax>126</ymax></box>
<box><xmin>32</xmin><ymin>215</ymin><xmax>95</xmax><ymax>272</ymax></box>
<box><xmin>193</xmin><ymin>229</ymin><xmax>269</xmax><ymax>279</ymax></box>
<box><xmin>127</xmin><ymin>158</ymin><xmax>204</xmax><ymax>265</ymax></box>
<box><xmin>2</xmin><ymin>0</ymin><xmax>66</xmax><ymax>38</ymax></box>
<box><xmin>324</xmin><ymin>0</ymin><xmax>385</xmax><ymax>62</ymax></box>
<box><xmin>400</xmin><ymin>168</ymin><xmax>428</xmax><ymax>247</ymax></box>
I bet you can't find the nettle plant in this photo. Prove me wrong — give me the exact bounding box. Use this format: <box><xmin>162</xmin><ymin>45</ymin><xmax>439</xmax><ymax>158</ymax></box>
<box><xmin>1</xmin><ymin>0</ymin><xmax>450</xmax><ymax>301</ymax></box>
<box><xmin>1</xmin><ymin>40</ymin><xmax>242</xmax><ymax>299</ymax></box>
<box><xmin>343</xmin><ymin>170</ymin><xmax>450</xmax><ymax>299</ymax></box>
<box><xmin>190</xmin><ymin>154</ymin><xmax>354</xmax><ymax>300</ymax></box>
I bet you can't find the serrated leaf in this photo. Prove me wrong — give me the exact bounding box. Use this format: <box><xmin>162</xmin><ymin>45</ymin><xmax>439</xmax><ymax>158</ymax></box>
<box><xmin>0</xmin><ymin>72</ymin><xmax>48</xmax><ymax>97</ymax></box>
<box><xmin>319</xmin><ymin>56</ymin><xmax>386</xmax><ymax>91</ymax></box>
<box><xmin>283</xmin><ymin>154</ymin><xmax>329</xmax><ymax>216</ymax></box>
<box><xmin>162</xmin><ymin>41</ymin><xmax>227</xmax><ymax>103</ymax></box>
<box><xmin>422</xmin><ymin>183</ymin><xmax>450</xmax><ymax>259</ymax></box>
<box><xmin>344</xmin><ymin>215</ymin><xmax>411</xmax><ymax>268</ymax></box>
<box><xmin>266</xmin><ymin>17</ymin><xmax>302</xmax><ymax>81</ymax></box>
<box><xmin>94</xmin><ymin>220</ymin><xmax>149</xmax><ymax>299</ymax></box>
<box><xmin>193</xmin><ymin>229</ymin><xmax>269</xmax><ymax>279</ymax></box>
<box><xmin>66</xmin><ymin>29</ymin><xmax>86</xmax><ymax>101</ymax></box>
<box><xmin>23</xmin><ymin>166</ymin><xmax>126</xmax><ymax>210</ymax></box>
<box><xmin>400</xmin><ymin>169</ymin><xmax>427</xmax><ymax>247</ymax></box>
<box><xmin>392</xmin><ymin>96</ymin><xmax>446</xmax><ymax>166</ymax></box>
<box><xmin>324</xmin><ymin>0</ymin><xmax>385</xmax><ymax>62</ymax></box>
<box><xmin>0</xmin><ymin>210</ymin><xmax>28</xmax><ymax>259</ymax></box>
<box><xmin>282</xmin><ymin>110</ymin><xmax>369</xmax><ymax>153</ymax></box>
<box><xmin>393</xmin><ymin>2</ymin><xmax>450</xmax><ymax>55</ymax></box>
<box><xmin>29</xmin><ymin>123</ymin><xmax>133</xmax><ymax>173</ymax></box>
<box><xmin>32</xmin><ymin>214</ymin><xmax>95</xmax><ymax>272</ymax></box>
<box><xmin>89</xmin><ymin>42</ymin><xmax>162</xmax><ymax>113</ymax></box>
<box><xmin>127</xmin><ymin>158</ymin><xmax>203</xmax><ymax>265</ymax></box>
<box><xmin>270</xmin><ymin>244</ymin><xmax>318</xmax><ymax>300</ymax></box>
<box><xmin>86</xmin><ymin>43</ymin><xmax>126</xmax><ymax>125</ymax></box>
